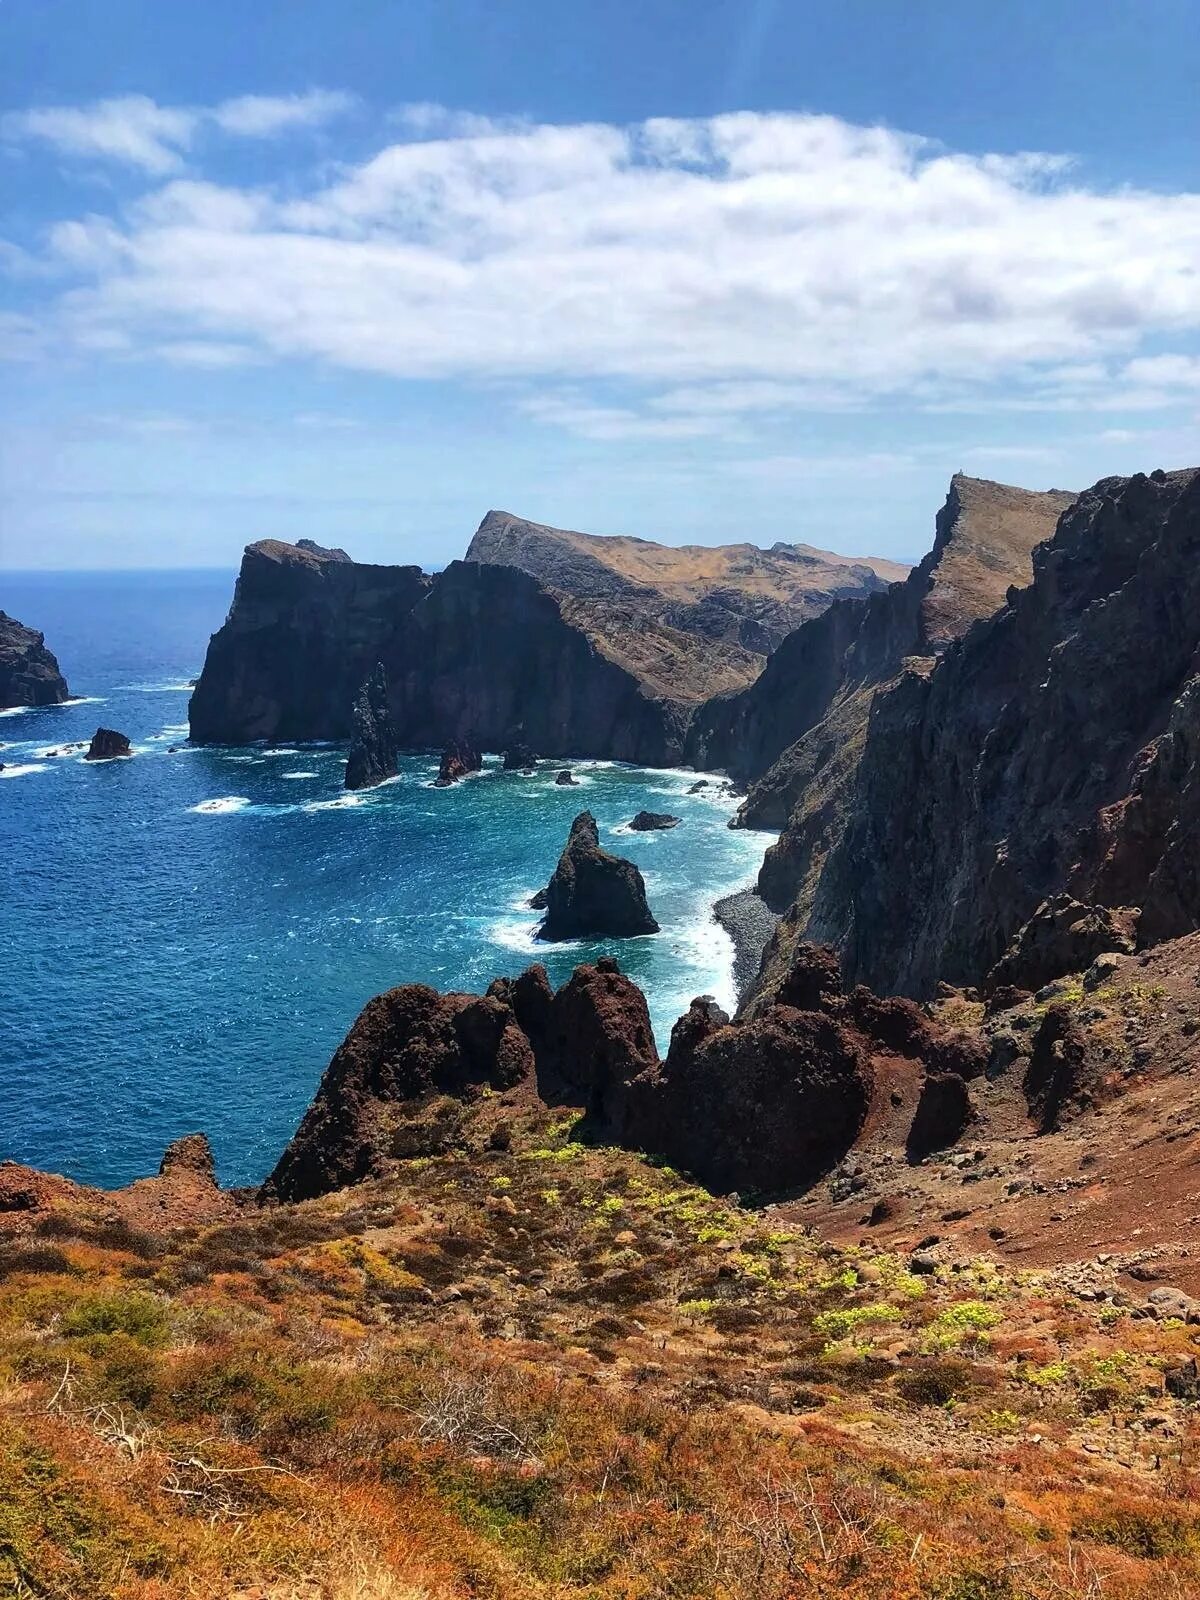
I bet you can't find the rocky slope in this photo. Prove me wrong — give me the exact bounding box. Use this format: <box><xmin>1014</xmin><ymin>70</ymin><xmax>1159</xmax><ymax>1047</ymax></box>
<box><xmin>810</xmin><ymin>468</ymin><xmax>1200</xmax><ymax>997</ymax></box>
<box><xmin>467</xmin><ymin>507</ymin><xmax>906</xmax><ymax>655</ymax></box>
<box><xmin>0</xmin><ymin>610</ymin><xmax>70</xmax><ymax>708</ymax></box>
<box><xmin>688</xmin><ymin>476</ymin><xmax>1076</xmax><ymax>930</ymax></box>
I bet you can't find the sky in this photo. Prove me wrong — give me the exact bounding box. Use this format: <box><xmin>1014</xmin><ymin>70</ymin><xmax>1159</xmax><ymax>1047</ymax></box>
<box><xmin>1</xmin><ymin>1</ymin><xmax>1198</xmax><ymax>571</ymax></box>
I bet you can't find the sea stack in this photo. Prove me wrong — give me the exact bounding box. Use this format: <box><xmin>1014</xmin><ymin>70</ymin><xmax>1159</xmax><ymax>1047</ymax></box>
<box><xmin>502</xmin><ymin>738</ymin><xmax>538</xmax><ymax>772</ymax></box>
<box><xmin>84</xmin><ymin>728</ymin><xmax>132</xmax><ymax>761</ymax></box>
<box><xmin>434</xmin><ymin>737</ymin><xmax>482</xmax><ymax>787</ymax></box>
<box><xmin>344</xmin><ymin>664</ymin><xmax>398</xmax><ymax>791</ymax></box>
<box><xmin>535</xmin><ymin>811</ymin><xmax>659</xmax><ymax>941</ymax></box>
<box><xmin>0</xmin><ymin>612</ymin><xmax>70</xmax><ymax>709</ymax></box>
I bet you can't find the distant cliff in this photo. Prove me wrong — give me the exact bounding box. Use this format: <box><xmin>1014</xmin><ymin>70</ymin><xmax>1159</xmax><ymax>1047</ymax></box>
<box><xmin>808</xmin><ymin>468</ymin><xmax>1200</xmax><ymax>997</ymax></box>
<box><xmin>0</xmin><ymin>611</ymin><xmax>70</xmax><ymax>708</ymax></box>
<box><xmin>686</xmin><ymin>476</ymin><xmax>1075</xmax><ymax>928</ymax></box>
<box><xmin>467</xmin><ymin>508</ymin><xmax>907</xmax><ymax>658</ymax></box>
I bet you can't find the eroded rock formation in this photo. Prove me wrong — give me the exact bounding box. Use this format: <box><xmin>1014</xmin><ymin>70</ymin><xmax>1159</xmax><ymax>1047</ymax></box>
<box><xmin>535</xmin><ymin>812</ymin><xmax>659</xmax><ymax>941</ymax></box>
<box><xmin>84</xmin><ymin>727</ymin><xmax>132</xmax><ymax>761</ymax></box>
<box><xmin>344</xmin><ymin>663</ymin><xmax>399</xmax><ymax>791</ymax></box>
<box><xmin>434</xmin><ymin>737</ymin><xmax>481</xmax><ymax>787</ymax></box>
<box><xmin>0</xmin><ymin>612</ymin><xmax>69</xmax><ymax>708</ymax></box>
<box><xmin>628</xmin><ymin>811</ymin><xmax>679</xmax><ymax>831</ymax></box>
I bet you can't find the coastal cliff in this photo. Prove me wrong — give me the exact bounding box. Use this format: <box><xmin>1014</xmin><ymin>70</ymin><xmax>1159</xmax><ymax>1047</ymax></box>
<box><xmin>809</xmin><ymin>468</ymin><xmax>1200</xmax><ymax>996</ymax></box>
<box><xmin>0</xmin><ymin>611</ymin><xmax>69</xmax><ymax>708</ymax></box>
<box><xmin>188</xmin><ymin>539</ymin><xmax>431</xmax><ymax>743</ymax></box>
<box><xmin>686</xmin><ymin>476</ymin><xmax>1075</xmax><ymax>925</ymax></box>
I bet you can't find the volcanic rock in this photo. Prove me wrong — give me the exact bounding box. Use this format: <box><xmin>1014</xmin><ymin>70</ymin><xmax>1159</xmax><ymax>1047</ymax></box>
<box><xmin>907</xmin><ymin>1073</ymin><xmax>975</xmax><ymax>1160</ymax></box>
<box><xmin>502</xmin><ymin>739</ymin><xmax>538</xmax><ymax>771</ymax></box>
<box><xmin>986</xmin><ymin>896</ymin><xmax>1140</xmax><ymax>994</ymax></box>
<box><xmin>263</xmin><ymin>984</ymin><xmax>534</xmax><ymax>1202</ymax></box>
<box><xmin>554</xmin><ymin>769</ymin><xmax>578</xmax><ymax>785</ymax></box>
<box><xmin>344</xmin><ymin>663</ymin><xmax>398</xmax><ymax>791</ymax></box>
<box><xmin>0</xmin><ymin>612</ymin><xmax>70</xmax><ymax>709</ymax></box>
<box><xmin>535</xmin><ymin>956</ymin><xmax>659</xmax><ymax>1110</ymax></box>
<box><xmin>434</xmin><ymin>737</ymin><xmax>482</xmax><ymax>786</ymax></box>
<box><xmin>535</xmin><ymin>812</ymin><xmax>659</xmax><ymax>941</ymax></box>
<box><xmin>158</xmin><ymin>1133</ymin><xmax>217</xmax><ymax>1182</ymax></box>
<box><xmin>84</xmin><ymin>727</ymin><xmax>132</xmax><ymax>760</ymax></box>
<box><xmin>1023</xmin><ymin>1005</ymin><xmax>1104</xmax><ymax>1134</ymax></box>
<box><xmin>628</xmin><ymin>811</ymin><xmax>680</xmax><ymax>831</ymax></box>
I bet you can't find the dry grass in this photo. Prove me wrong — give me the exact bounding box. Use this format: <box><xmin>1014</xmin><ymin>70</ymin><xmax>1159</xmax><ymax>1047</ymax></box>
<box><xmin>3</xmin><ymin>1114</ymin><xmax>1200</xmax><ymax>1597</ymax></box>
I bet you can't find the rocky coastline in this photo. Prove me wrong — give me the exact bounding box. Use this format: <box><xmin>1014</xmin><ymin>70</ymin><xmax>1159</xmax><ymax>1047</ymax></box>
<box><xmin>713</xmin><ymin>887</ymin><xmax>780</xmax><ymax>1005</ymax></box>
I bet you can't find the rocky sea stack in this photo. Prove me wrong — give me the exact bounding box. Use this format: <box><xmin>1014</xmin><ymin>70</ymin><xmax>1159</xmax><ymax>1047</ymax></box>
<box><xmin>344</xmin><ymin>663</ymin><xmax>398</xmax><ymax>791</ymax></box>
<box><xmin>84</xmin><ymin>727</ymin><xmax>132</xmax><ymax>761</ymax></box>
<box><xmin>434</xmin><ymin>737</ymin><xmax>482</xmax><ymax>786</ymax></box>
<box><xmin>0</xmin><ymin>612</ymin><xmax>69</xmax><ymax>709</ymax></box>
<box><xmin>535</xmin><ymin>811</ymin><xmax>659</xmax><ymax>941</ymax></box>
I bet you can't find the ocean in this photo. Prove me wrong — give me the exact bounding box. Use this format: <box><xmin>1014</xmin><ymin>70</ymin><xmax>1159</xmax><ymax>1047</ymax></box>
<box><xmin>0</xmin><ymin>570</ymin><xmax>770</xmax><ymax>1189</ymax></box>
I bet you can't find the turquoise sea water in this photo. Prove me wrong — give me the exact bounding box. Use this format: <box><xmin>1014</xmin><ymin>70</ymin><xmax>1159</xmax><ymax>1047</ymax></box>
<box><xmin>0</xmin><ymin>571</ymin><xmax>770</xmax><ymax>1189</ymax></box>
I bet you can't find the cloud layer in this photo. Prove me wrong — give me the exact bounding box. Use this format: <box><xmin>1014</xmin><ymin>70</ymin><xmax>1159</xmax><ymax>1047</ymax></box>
<box><xmin>4</xmin><ymin>102</ymin><xmax>1200</xmax><ymax>437</ymax></box>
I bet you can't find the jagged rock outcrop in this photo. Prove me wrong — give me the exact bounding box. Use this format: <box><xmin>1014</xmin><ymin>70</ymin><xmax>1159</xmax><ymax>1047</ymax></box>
<box><xmin>189</xmin><ymin>540</ymin><xmax>431</xmax><ymax>744</ymax></box>
<box><xmin>811</xmin><ymin>468</ymin><xmax>1200</xmax><ymax>997</ymax></box>
<box><xmin>84</xmin><ymin>727</ymin><xmax>132</xmax><ymax>760</ymax></box>
<box><xmin>344</xmin><ymin>663</ymin><xmax>399</xmax><ymax>790</ymax></box>
<box><xmin>535</xmin><ymin>812</ymin><xmax>659</xmax><ymax>941</ymax></box>
<box><xmin>986</xmin><ymin>896</ymin><xmax>1139</xmax><ymax>994</ymax></box>
<box><xmin>263</xmin><ymin>984</ymin><xmax>535</xmax><ymax>1202</ymax></box>
<box><xmin>0</xmin><ymin>612</ymin><xmax>69</xmax><ymax>708</ymax></box>
<box><xmin>628</xmin><ymin>811</ymin><xmax>679</xmax><ymax>831</ymax></box>
<box><xmin>467</xmin><ymin>509</ymin><xmax>905</xmax><ymax>654</ymax></box>
<box><xmin>554</xmin><ymin>769</ymin><xmax>578</xmax><ymax>786</ymax></box>
<box><xmin>533</xmin><ymin>956</ymin><xmax>659</xmax><ymax>1109</ymax></box>
<box><xmin>434</xmin><ymin>737</ymin><xmax>481</xmax><ymax>787</ymax></box>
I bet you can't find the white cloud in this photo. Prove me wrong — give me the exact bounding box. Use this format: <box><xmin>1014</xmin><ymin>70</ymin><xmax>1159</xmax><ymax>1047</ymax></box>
<box><xmin>8</xmin><ymin>104</ymin><xmax>1200</xmax><ymax>436</ymax></box>
<box><xmin>3</xmin><ymin>95</ymin><xmax>195</xmax><ymax>174</ymax></box>
<box><xmin>2</xmin><ymin>90</ymin><xmax>352</xmax><ymax>173</ymax></box>
<box><xmin>211</xmin><ymin>90</ymin><xmax>355</xmax><ymax>138</ymax></box>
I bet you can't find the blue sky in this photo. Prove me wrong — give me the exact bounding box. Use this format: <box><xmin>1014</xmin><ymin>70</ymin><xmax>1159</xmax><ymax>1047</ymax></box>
<box><xmin>1</xmin><ymin>0</ymin><xmax>1197</xmax><ymax>571</ymax></box>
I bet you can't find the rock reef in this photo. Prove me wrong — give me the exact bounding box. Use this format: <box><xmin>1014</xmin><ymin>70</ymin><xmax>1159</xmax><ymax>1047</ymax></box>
<box><xmin>0</xmin><ymin>611</ymin><xmax>69</xmax><ymax>708</ymax></box>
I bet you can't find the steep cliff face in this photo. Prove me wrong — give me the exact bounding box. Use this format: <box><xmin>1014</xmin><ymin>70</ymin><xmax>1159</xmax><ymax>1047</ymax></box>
<box><xmin>467</xmin><ymin>508</ymin><xmax>906</xmax><ymax>660</ymax></box>
<box><xmin>689</xmin><ymin>477</ymin><xmax>1074</xmax><ymax>926</ymax></box>
<box><xmin>810</xmin><ymin>468</ymin><xmax>1200</xmax><ymax>997</ymax></box>
<box><xmin>0</xmin><ymin>612</ymin><xmax>69</xmax><ymax>708</ymax></box>
<box><xmin>189</xmin><ymin>540</ymin><xmax>431</xmax><ymax>743</ymax></box>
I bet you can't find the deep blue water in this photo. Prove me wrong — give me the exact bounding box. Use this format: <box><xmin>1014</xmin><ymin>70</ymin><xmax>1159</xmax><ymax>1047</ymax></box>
<box><xmin>0</xmin><ymin>571</ymin><xmax>769</xmax><ymax>1189</ymax></box>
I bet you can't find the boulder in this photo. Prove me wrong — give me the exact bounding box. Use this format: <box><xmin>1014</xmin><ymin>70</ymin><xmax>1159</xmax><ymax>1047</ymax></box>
<box><xmin>535</xmin><ymin>812</ymin><xmax>659</xmax><ymax>941</ymax></box>
<box><xmin>84</xmin><ymin>727</ymin><xmax>133</xmax><ymax>761</ymax></box>
<box><xmin>907</xmin><ymin>1073</ymin><xmax>974</xmax><ymax>1160</ymax></box>
<box><xmin>0</xmin><ymin>611</ymin><xmax>70</xmax><ymax>709</ymax></box>
<box><xmin>1022</xmin><ymin>1005</ymin><xmax>1103</xmax><ymax>1133</ymax></box>
<box><xmin>628</xmin><ymin>811</ymin><xmax>680</xmax><ymax>831</ymax></box>
<box><xmin>986</xmin><ymin>896</ymin><xmax>1140</xmax><ymax>994</ymax></box>
<box><xmin>434</xmin><ymin>737</ymin><xmax>482</xmax><ymax>786</ymax></box>
<box><xmin>344</xmin><ymin>663</ymin><xmax>399</xmax><ymax>791</ymax></box>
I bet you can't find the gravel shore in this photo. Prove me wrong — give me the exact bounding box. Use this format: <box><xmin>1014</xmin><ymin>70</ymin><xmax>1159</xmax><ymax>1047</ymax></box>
<box><xmin>713</xmin><ymin>888</ymin><xmax>780</xmax><ymax>1005</ymax></box>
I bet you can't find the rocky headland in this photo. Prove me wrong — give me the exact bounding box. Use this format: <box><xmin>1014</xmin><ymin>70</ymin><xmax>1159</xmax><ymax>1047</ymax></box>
<box><xmin>0</xmin><ymin>610</ymin><xmax>70</xmax><ymax>708</ymax></box>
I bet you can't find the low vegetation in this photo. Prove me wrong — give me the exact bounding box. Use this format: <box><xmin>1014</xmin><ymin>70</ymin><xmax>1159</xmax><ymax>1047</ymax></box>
<box><xmin>3</xmin><ymin>1110</ymin><xmax>1200</xmax><ymax>1597</ymax></box>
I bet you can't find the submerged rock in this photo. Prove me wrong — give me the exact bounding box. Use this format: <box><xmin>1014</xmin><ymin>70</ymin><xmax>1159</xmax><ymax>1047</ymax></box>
<box><xmin>84</xmin><ymin>728</ymin><xmax>132</xmax><ymax>761</ymax></box>
<box><xmin>0</xmin><ymin>611</ymin><xmax>70</xmax><ymax>709</ymax></box>
<box><xmin>628</xmin><ymin>811</ymin><xmax>680</xmax><ymax>831</ymax></box>
<box><xmin>344</xmin><ymin>663</ymin><xmax>398</xmax><ymax>791</ymax></box>
<box><xmin>535</xmin><ymin>812</ymin><xmax>659</xmax><ymax>941</ymax></box>
<box><xmin>434</xmin><ymin>737</ymin><xmax>482</xmax><ymax>787</ymax></box>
